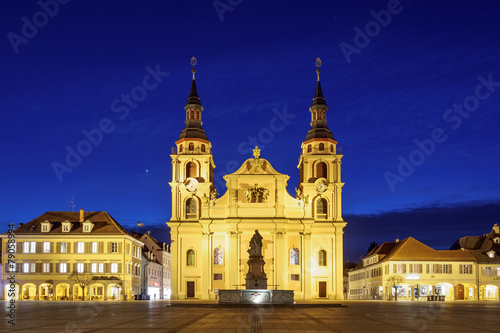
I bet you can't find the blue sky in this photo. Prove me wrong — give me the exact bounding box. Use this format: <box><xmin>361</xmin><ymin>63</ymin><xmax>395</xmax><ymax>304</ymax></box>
<box><xmin>1</xmin><ymin>0</ymin><xmax>499</xmax><ymax>261</ymax></box>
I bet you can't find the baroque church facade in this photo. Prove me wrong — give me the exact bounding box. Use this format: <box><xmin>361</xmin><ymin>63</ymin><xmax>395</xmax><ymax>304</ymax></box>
<box><xmin>168</xmin><ymin>60</ymin><xmax>347</xmax><ymax>300</ymax></box>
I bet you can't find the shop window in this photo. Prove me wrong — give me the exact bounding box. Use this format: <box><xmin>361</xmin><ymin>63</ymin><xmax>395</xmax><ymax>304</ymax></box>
<box><xmin>316</xmin><ymin>162</ymin><xmax>327</xmax><ymax>178</ymax></box>
<box><xmin>186</xmin><ymin>198</ymin><xmax>197</xmax><ymax>219</ymax></box>
<box><xmin>316</xmin><ymin>198</ymin><xmax>327</xmax><ymax>219</ymax></box>
<box><xmin>318</xmin><ymin>250</ymin><xmax>327</xmax><ymax>266</ymax></box>
<box><xmin>290</xmin><ymin>247</ymin><xmax>299</xmax><ymax>265</ymax></box>
<box><xmin>187</xmin><ymin>249</ymin><xmax>195</xmax><ymax>266</ymax></box>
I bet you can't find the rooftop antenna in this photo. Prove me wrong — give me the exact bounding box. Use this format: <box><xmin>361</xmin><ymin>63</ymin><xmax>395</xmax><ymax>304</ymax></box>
<box><xmin>67</xmin><ymin>195</ymin><xmax>77</xmax><ymax>212</ymax></box>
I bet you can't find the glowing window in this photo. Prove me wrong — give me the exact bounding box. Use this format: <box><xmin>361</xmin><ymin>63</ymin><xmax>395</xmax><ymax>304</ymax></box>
<box><xmin>316</xmin><ymin>198</ymin><xmax>327</xmax><ymax>219</ymax></box>
<box><xmin>187</xmin><ymin>249</ymin><xmax>195</xmax><ymax>266</ymax></box>
<box><xmin>290</xmin><ymin>247</ymin><xmax>299</xmax><ymax>265</ymax></box>
<box><xmin>186</xmin><ymin>198</ymin><xmax>197</xmax><ymax>219</ymax></box>
<box><xmin>318</xmin><ymin>250</ymin><xmax>327</xmax><ymax>266</ymax></box>
<box><xmin>214</xmin><ymin>247</ymin><xmax>223</xmax><ymax>265</ymax></box>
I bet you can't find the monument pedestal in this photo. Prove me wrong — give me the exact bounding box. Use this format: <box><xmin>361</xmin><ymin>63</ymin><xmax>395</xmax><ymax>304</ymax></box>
<box><xmin>245</xmin><ymin>255</ymin><xmax>267</xmax><ymax>289</ymax></box>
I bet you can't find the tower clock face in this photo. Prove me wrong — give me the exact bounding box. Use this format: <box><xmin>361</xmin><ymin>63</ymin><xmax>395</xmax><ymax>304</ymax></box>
<box><xmin>315</xmin><ymin>179</ymin><xmax>328</xmax><ymax>192</ymax></box>
<box><xmin>185</xmin><ymin>178</ymin><xmax>198</xmax><ymax>192</ymax></box>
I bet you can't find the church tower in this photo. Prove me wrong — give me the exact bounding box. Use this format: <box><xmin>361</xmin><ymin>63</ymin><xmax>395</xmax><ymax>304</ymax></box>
<box><xmin>296</xmin><ymin>58</ymin><xmax>346</xmax><ymax>299</ymax></box>
<box><xmin>297</xmin><ymin>58</ymin><xmax>344</xmax><ymax>222</ymax></box>
<box><xmin>169</xmin><ymin>58</ymin><xmax>216</xmax><ymax>298</ymax></box>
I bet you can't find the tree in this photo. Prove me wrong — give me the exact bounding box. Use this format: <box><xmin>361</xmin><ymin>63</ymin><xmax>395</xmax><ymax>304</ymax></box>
<box><xmin>69</xmin><ymin>273</ymin><xmax>94</xmax><ymax>300</ymax></box>
<box><xmin>386</xmin><ymin>275</ymin><xmax>405</xmax><ymax>301</ymax></box>
<box><xmin>366</xmin><ymin>241</ymin><xmax>378</xmax><ymax>255</ymax></box>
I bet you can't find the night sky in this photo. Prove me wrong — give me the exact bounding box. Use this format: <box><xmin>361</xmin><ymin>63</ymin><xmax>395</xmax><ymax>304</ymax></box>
<box><xmin>1</xmin><ymin>0</ymin><xmax>499</xmax><ymax>262</ymax></box>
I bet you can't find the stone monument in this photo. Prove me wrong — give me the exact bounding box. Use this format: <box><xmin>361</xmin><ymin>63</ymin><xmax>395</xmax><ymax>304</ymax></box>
<box><xmin>245</xmin><ymin>230</ymin><xmax>267</xmax><ymax>289</ymax></box>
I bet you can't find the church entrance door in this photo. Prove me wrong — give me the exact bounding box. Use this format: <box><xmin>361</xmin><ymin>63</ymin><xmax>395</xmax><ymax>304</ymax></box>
<box><xmin>187</xmin><ymin>281</ymin><xmax>195</xmax><ymax>298</ymax></box>
<box><xmin>319</xmin><ymin>281</ymin><xmax>327</xmax><ymax>297</ymax></box>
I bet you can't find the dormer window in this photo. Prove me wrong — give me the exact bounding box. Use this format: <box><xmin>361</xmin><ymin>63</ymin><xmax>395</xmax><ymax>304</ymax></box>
<box><xmin>494</xmin><ymin>237</ymin><xmax>500</xmax><ymax>244</ymax></box>
<box><xmin>41</xmin><ymin>221</ymin><xmax>51</xmax><ymax>232</ymax></box>
<box><xmin>488</xmin><ymin>251</ymin><xmax>495</xmax><ymax>258</ymax></box>
<box><xmin>61</xmin><ymin>220</ymin><xmax>72</xmax><ymax>232</ymax></box>
<box><xmin>82</xmin><ymin>221</ymin><xmax>94</xmax><ymax>232</ymax></box>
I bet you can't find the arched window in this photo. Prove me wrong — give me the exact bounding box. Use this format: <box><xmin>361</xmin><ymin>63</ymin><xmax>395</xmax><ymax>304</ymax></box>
<box><xmin>316</xmin><ymin>198</ymin><xmax>327</xmax><ymax>219</ymax></box>
<box><xmin>319</xmin><ymin>143</ymin><xmax>324</xmax><ymax>151</ymax></box>
<box><xmin>330</xmin><ymin>144</ymin><xmax>334</xmax><ymax>153</ymax></box>
<box><xmin>179</xmin><ymin>145</ymin><xmax>183</xmax><ymax>153</ymax></box>
<box><xmin>186</xmin><ymin>198</ymin><xmax>197</xmax><ymax>219</ymax></box>
<box><xmin>214</xmin><ymin>247</ymin><xmax>223</xmax><ymax>265</ymax></box>
<box><xmin>307</xmin><ymin>145</ymin><xmax>312</xmax><ymax>153</ymax></box>
<box><xmin>201</xmin><ymin>144</ymin><xmax>206</xmax><ymax>153</ymax></box>
<box><xmin>316</xmin><ymin>162</ymin><xmax>327</xmax><ymax>179</ymax></box>
<box><xmin>290</xmin><ymin>247</ymin><xmax>299</xmax><ymax>265</ymax></box>
<box><xmin>186</xmin><ymin>162</ymin><xmax>197</xmax><ymax>178</ymax></box>
<box><xmin>318</xmin><ymin>250</ymin><xmax>327</xmax><ymax>266</ymax></box>
<box><xmin>186</xmin><ymin>249</ymin><xmax>195</xmax><ymax>266</ymax></box>
<box><xmin>188</xmin><ymin>142</ymin><xmax>194</xmax><ymax>151</ymax></box>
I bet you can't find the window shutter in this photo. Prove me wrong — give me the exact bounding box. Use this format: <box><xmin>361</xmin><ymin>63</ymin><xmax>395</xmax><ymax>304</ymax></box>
<box><xmin>108</xmin><ymin>242</ymin><xmax>111</xmax><ymax>253</ymax></box>
<box><xmin>99</xmin><ymin>242</ymin><xmax>104</xmax><ymax>253</ymax></box>
<box><xmin>50</xmin><ymin>263</ymin><xmax>53</xmax><ymax>273</ymax></box>
<box><xmin>449</xmin><ymin>265</ymin><xmax>452</xmax><ymax>274</ymax></box>
<box><xmin>50</xmin><ymin>242</ymin><xmax>53</xmax><ymax>253</ymax></box>
<box><xmin>56</xmin><ymin>263</ymin><xmax>60</xmax><ymax>273</ymax></box>
<box><xmin>118</xmin><ymin>263</ymin><xmax>122</xmax><ymax>274</ymax></box>
<box><xmin>409</xmin><ymin>265</ymin><xmax>413</xmax><ymax>273</ymax></box>
<box><xmin>426</xmin><ymin>264</ymin><xmax>429</xmax><ymax>273</ymax></box>
<box><xmin>37</xmin><ymin>242</ymin><xmax>42</xmax><ymax>253</ymax></box>
<box><xmin>73</xmin><ymin>263</ymin><xmax>77</xmax><ymax>273</ymax></box>
<box><xmin>5</xmin><ymin>264</ymin><xmax>8</xmax><ymax>273</ymax></box>
<box><xmin>56</xmin><ymin>242</ymin><xmax>60</xmax><ymax>253</ymax></box>
<box><xmin>85</xmin><ymin>242</ymin><xmax>90</xmax><ymax>254</ymax></box>
<box><xmin>106</xmin><ymin>263</ymin><xmax>110</xmax><ymax>273</ymax></box>
<box><xmin>37</xmin><ymin>263</ymin><xmax>42</xmax><ymax>273</ymax></box>
<box><xmin>118</xmin><ymin>243</ymin><xmax>122</xmax><ymax>253</ymax></box>
<box><xmin>17</xmin><ymin>242</ymin><xmax>23</xmax><ymax>253</ymax></box>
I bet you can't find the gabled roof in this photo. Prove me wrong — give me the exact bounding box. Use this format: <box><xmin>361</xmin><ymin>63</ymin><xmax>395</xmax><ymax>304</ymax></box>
<box><xmin>10</xmin><ymin>211</ymin><xmax>133</xmax><ymax>236</ymax></box>
<box><xmin>351</xmin><ymin>237</ymin><xmax>475</xmax><ymax>272</ymax></box>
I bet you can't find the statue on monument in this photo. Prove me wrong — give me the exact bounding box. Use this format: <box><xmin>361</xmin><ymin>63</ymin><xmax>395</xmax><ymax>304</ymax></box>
<box><xmin>248</xmin><ymin>230</ymin><xmax>263</xmax><ymax>257</ymax></box>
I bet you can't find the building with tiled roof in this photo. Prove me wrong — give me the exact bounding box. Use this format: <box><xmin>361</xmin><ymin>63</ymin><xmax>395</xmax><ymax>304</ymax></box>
<box><xmin>450</xmin><ymin>224</ymin><xmax>500</xmax><ymax>300</ymax></box>
<box><xmin>1</xmin><ymin>209</ymin><xmax>143</xmax><ymax>301</ymax></box>
<box><xmin>131</xmin><ymin>231</ymin><xmax>171</xmax><ymax>300</ymax></box>
<box><xmin>348</xmin><ymin>237</ymin><xmax>477</xmax><ymax>301</ymax></box>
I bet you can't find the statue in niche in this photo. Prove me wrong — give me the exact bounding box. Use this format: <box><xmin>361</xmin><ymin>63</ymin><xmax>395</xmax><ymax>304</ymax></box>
<box><xmin>248</xmin><ymin>230</ymin><xmax>263</xmax><ymax>257</ymax></box>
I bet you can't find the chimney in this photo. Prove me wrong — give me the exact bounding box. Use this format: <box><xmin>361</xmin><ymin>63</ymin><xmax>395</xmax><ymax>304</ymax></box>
<box><xmin>493</xmin><ymin>224</ymin><xmax>499</xmax><ymax>234</ymax></box>
<box><xmin>18</xmin><ymin>223</ymin><xmax>24</xmax><ymax>228</ymax></box>
<box><xmin>395</xmin><ymin>237</ymin><xmax>399</xmax><ymax>243</ymax></box>
<box><xmin>79</xmin><ymin>208</ymin><xmax>84</xmax><ymax>222</ymax></box>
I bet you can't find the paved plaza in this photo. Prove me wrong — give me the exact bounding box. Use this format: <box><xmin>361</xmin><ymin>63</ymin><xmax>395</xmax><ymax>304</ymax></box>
<box><xmin>1</xmin><ymin>300</ymin><xmax>499</xmax><ymax>332</ymax></box>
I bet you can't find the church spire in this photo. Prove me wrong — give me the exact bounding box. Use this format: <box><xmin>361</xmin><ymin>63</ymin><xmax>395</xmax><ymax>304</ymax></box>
<box><xmin>177</xmin><ymin>57</ymin><xmax>209</xmax><ymax>142</ymax></box>
<box><xmin>311</xmin><ymin>58</ymin><xmax>327</xmax><ymax>107</ymax></box>
<box><xmin>304</xmin><ymin>58</ymin><xmax>335</xmax><ymax>142</ymax></box>
<box><xmin>186</xmin><ymin>57</ymin><xmax>201</xmax><ymax>105</ymax></box>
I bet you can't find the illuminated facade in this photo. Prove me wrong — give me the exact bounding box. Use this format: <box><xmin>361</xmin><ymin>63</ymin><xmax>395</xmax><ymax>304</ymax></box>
<box><xmin>133</xmin><ymin>231</ymin><xmax>171</xmax><ymax>299</ymax></box>
<box><xmin>348</xmin><ymin>237</ymin><xmax>479</xmax><ymax>301</ymax></box>
<box><xmin>168</xmin><ymin>60</ymin><xmax>347</xmax><ymax>300</ymax></box>
<box><xmin>0</xmin><ymin>210</ymin><xmax>143</xmax><ymax>301</ymax></box>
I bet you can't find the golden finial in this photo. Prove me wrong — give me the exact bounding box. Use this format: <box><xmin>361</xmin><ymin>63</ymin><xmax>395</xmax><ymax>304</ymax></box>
<box><xmin>190</xmin><ymin>56</ymin><xmax>197</xmax><ymax>79</ymax></box>
<box><xmin>315</xmin><ymin>57</ymin><xmax>322</xmax><ymax>81</ymax></box>
<box><xmin>253</xmin><ymin>146</ymin><xmax>261</xmax><ymax>159</ymax></box>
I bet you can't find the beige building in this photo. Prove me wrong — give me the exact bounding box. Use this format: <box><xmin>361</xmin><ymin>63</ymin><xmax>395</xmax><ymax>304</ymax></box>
<box><xmin>1</xmin><ymin>210</ymin><xmax>143</xmax><ymax>301</ymax></box>
<box><xmin>451</xmin><ymin>224</ymin><xmax>500</xmax><ymax>300</ymax></box>
<box><xmin>168</xmin><ymin>61</ymin><xmax>347</xmax><ymax>300</ymax></box>
<box><xmin>348</xmin><ymin>237</ymin><xmax>478</xmax><ymax>301</ymax></box>
<box><xmin>132</xmin><ymin>231</ymin><xmax>171</xmax><ymax>299</ymax></box>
